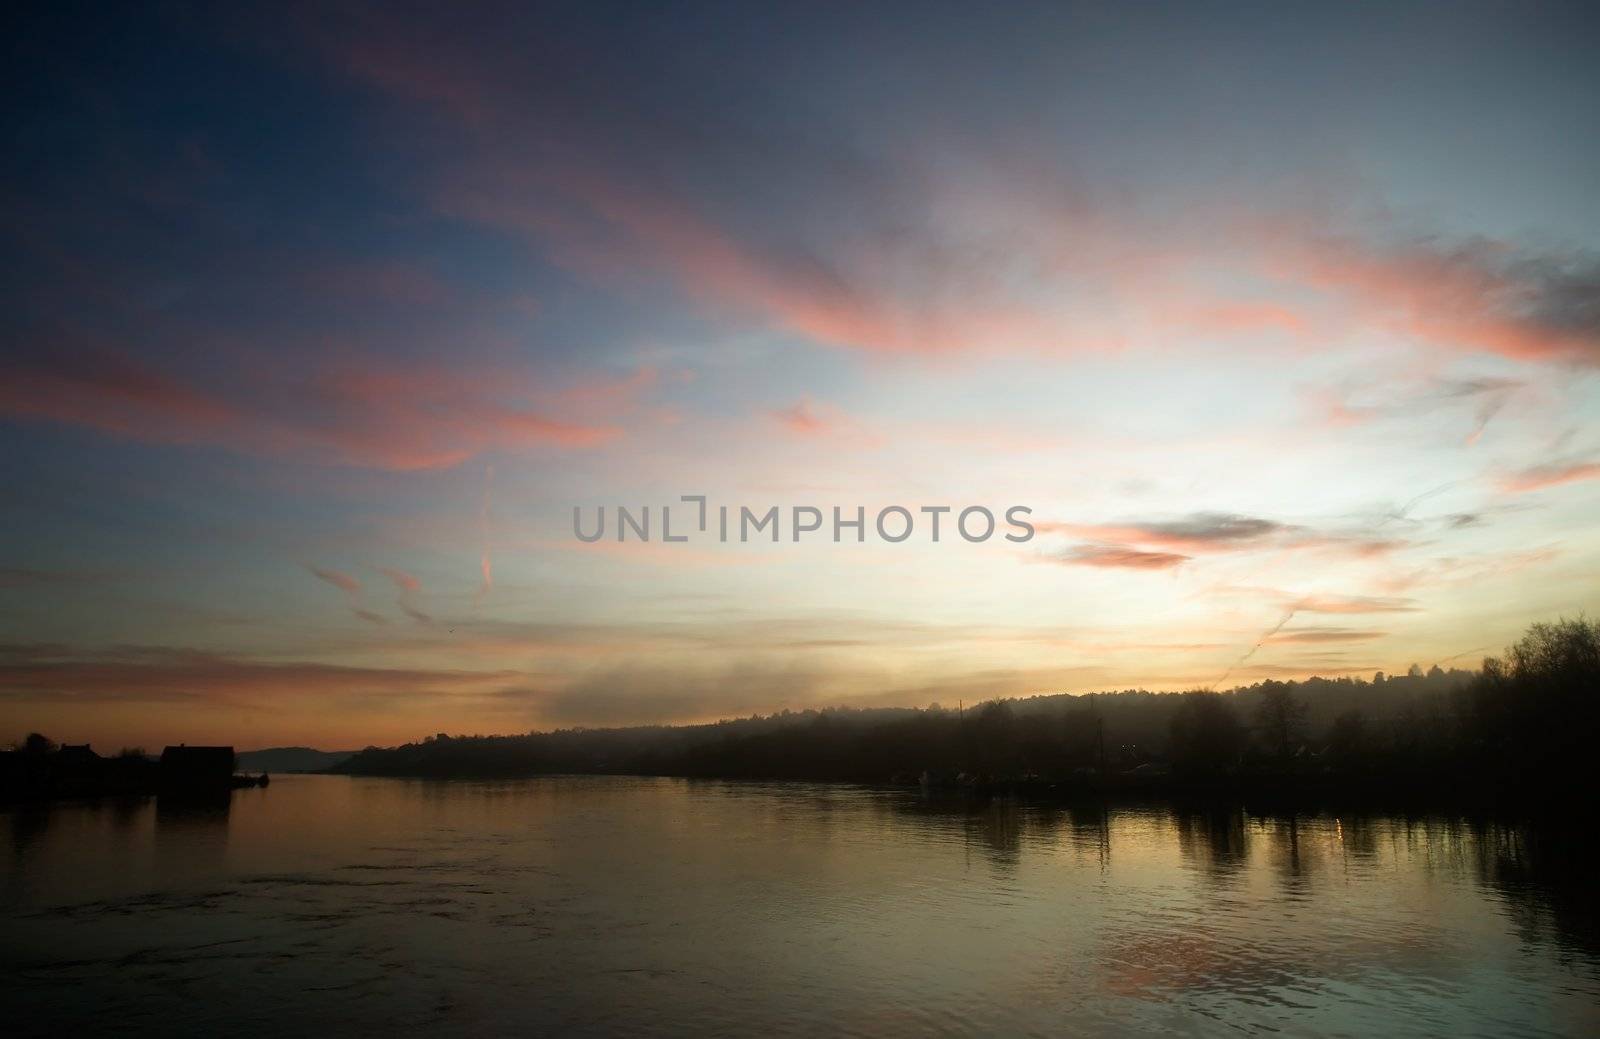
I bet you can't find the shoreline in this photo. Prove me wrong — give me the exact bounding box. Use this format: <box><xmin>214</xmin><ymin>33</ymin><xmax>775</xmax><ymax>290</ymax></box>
<box><xmin>304</xmin><ymin>766</ymin><xmax>1599</xmax><ymax>822</ymax></box>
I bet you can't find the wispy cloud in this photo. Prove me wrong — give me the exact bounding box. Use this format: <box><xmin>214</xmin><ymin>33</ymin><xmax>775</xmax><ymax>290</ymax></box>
<box><xmin>1041</xmin><ymin>513</ymin><xmax>1290</xmax><ymax>554</ymax></box>
<box><xmin>1263</xmin><ymin>221</ymin><xmax>1600</xmax><ymax>364</ymax></box>
<box><xmin>478</xmin><ymin>463</ymin><xmax>495</xmax><ymax>598</ymax></box>
<box><xmin>308</xmin><ymin>566</ymin><xmax>361</xmax><ymax>596</ymax></box>
<box><xmin>1310</xmin><ymin>374</ymin><xmax>1524</xmax><ymax>445</ymax></box>
<box><xmin>378</xmin><ymin>567</ymin><xmax>421</xmax><ymax>595</ymax></box>
<box><xmin>379</xmin><ymin>567</ymin><xmax>432</xmax><ymax>624</ymax></box>
<box><xmin>1038</xmin><ymin>512</ymin><xmax>1410</xmax><ymax>561</ymax></box>
<box><xmin>0</xmin><ymin>643</ymin><xmax>519</xmax><ymax>705</ymax></box>
<box><xmin>0</xmin><ymin>348</ymin><xmax>631</xmax><ymax>470</ymax></box>
<box><xmin>1049</xmin><ymin>544</ymin><xmax>1191</xmax><ymax>570</ymax></box>
<box><xmin>1499</xmin><ymin>458</ymin><xmax>1600</xmax><ymax>494</ymax></box>
<box><xmin>1268</xmin><ymin>627</ymin><xmax>1387</xmax><ymax>644</ymax></box>
<box><xmin>1293</xmin><ymin>594</ymin><xmax>1420</xmax><ymax>614</ymax></box>
<box><xmin>308</xmin><ymin>565</ymin><xmax>390</xmax><ymax>625</ymax></box>
<box><xmin>0</xmin><ymin>350</ymin><xmax>236</xmax><ymax>444</ymax></box>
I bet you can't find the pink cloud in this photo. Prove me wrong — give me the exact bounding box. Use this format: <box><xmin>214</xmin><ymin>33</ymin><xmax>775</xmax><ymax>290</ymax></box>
<box><xmin>1170</xmin><ymin>301</ymin><xmax>1312</xmax><ymax>338</ymax></box>
<box><xmin>560</xmin><ymin>365</ymin><xmax>662</xmax><ymax>411</ymax></box>
<box><xmin>1498</xmin><ymin>460</ymin><xmax>1600</xmax><ymax>494</ymax></box>
<box><xmin>378</xmin><ymin>567</ymin><xmax>422</xmax><ymax>594</ymax></box>
<box><xmin>308</xmin><ymin>565</ymin><xmax>361</xmax><ymax>596</ymax></box>
<box><xmin>445</xmin><ymin>155</ymin><xmax>1165</xmax><ymax>358</ymax></box>
<box><xmin>444</xmin><ymin>148</ymin><xmax>1600</xmax><ymax>364</ymax></box>
<box><xmin>305</xmin><ymin>20</ymin><xmax>1600</xmax><ymax>368</ymax></box>
<box><xmin>378</xmin><ymin>568</ymin><xmax>431</xmax><ymax>623</ymax></box>
<box><xmin>287</xmin><ymin>360</ymin><xmax>625</xmax><ymax>470</ymax></box>
<box><xmin>1259</xmin><ymin>224</ymin><xmax>1600</xmax><ymax>363</ymax></box>
<box><xmin>276</xmin><ymin>15</ymin><xmax>1600</xmax><ymax>375</ymax></box>
<box><xmin>0</xmin><ymin>346</ymin><xmax>631</xmax><ymax>471</ymax></box>
<box><xmin>773</xmin><ymin>398</ymin><xmax>829</xmax><ymax>435</ymax></box>
<box><xmin>0</xmin><ymin>350</ymin><xmax>236</xmax><ymax>444</ymax></box>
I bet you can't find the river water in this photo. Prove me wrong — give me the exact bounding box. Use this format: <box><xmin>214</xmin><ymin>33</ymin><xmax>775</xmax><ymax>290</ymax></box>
<box><xmin>3</xmin><ymin>774</ymin><xmax>1596</xmax><ymax>1036</ymax></box>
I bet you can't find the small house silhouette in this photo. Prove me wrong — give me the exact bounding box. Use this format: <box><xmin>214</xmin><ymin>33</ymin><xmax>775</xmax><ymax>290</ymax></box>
<box><xmin>159</xmin><ymin>745</ymin><xmax>235</xmax><ymax>787</ymax></box>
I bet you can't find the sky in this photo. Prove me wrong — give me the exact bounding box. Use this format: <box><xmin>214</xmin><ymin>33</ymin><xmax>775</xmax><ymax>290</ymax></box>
<box><xmin>2</xmin><ymin>1</ymin><xmax>1598</xmax><ymax>751</ymax></box>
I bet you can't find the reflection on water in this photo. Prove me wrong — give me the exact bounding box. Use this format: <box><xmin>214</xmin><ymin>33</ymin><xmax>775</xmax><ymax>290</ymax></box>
<box><xmin>2</xmin><ymin>775</ymin><xmax>1597</xmax><ymax>1036</ymax></box>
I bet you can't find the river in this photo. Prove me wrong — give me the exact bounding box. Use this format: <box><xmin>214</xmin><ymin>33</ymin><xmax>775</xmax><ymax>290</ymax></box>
<box><xmin>3</xmin><ymin>774</ymin><xmax>1596</xmax><ymax>1036</ymax></box>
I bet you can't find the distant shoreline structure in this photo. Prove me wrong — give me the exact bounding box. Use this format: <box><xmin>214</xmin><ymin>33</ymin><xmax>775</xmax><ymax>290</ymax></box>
<box><xmin>0</xmin><ymin>742</ymin><xmax>269</xmax><ymax>804</ymax></box>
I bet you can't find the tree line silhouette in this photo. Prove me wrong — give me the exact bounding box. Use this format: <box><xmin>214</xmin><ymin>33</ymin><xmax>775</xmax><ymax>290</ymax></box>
<box><xmin>8</xmin><ymin>617</ymin><xmax>1592</xmax><ymax>808</ymax></box>
<box><xmin>330</xmin><ymin>617</ymin><xmax>1598</xmax><ymax>808</ymax></box>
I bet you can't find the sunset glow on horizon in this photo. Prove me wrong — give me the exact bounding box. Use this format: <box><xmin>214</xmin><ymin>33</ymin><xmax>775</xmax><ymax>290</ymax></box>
<box><xmin>3</xmin><ymin>2</ymin><xmax>1598</xmax><ymax>751</ymax></box>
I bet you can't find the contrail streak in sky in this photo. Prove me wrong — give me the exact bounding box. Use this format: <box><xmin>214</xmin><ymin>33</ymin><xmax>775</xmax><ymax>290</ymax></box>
<box><xmin>1214</xmin><ymin>606</ymin><xmax>1299</xmax><ymax>688</ymax></box>
<box><xmin>478</xmin><ymin>463</ymin><xmax>494</xmax><ymax>597</ymax></box>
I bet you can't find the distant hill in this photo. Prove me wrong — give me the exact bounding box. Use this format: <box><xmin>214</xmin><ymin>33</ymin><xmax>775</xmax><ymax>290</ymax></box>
<box><xmin>236</xmin><ymin>747</ymin><xmax>356</xmax><ymax>772</ymax></box>
<box><xmin>332</xmin><ymin>617</ymin><xmax>1600</xmax><ymax>805</ymax></box>
<box><xmin>335</xmin><ymin>668</ymin><xmax>1480</xmax><ymax>782</ymax></box>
